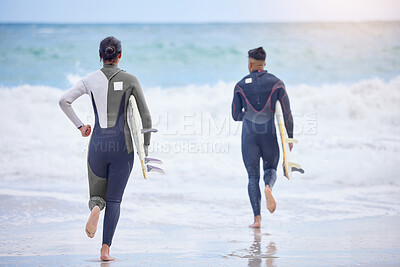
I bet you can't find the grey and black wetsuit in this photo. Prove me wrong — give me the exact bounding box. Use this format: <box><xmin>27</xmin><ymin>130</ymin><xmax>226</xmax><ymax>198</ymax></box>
<box><xmin>59</xmin><ymin>63</ymin><xmax>151</xmax><ymax>246</ymax></box>
<box><xmin>232</xmin><ymin>69</ymin><xmax>293</xmax><ymax>217</ymax></box>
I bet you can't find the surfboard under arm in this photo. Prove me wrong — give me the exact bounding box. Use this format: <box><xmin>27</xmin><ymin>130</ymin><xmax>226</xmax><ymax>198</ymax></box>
<box><xmin>128</xmin><ymin>95</ymin><xmax>164</xmax><ymax>179</ymax></box>
<box><xmin>275</xmin><ymin>101</ymin><xmax>304</xmax><ymax>179</ymax></box>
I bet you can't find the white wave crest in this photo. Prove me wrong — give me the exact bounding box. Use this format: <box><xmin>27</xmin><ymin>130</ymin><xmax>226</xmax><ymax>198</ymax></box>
<box><xmin>0</xmin><ymin>76</ymin><xmax>399</xmax><ymax>223</ymax></box>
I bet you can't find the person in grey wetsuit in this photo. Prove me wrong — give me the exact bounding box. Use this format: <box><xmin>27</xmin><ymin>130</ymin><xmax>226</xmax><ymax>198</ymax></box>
<box><xmin>231</xmin><ymin>47</ymin><xmax>293</xmax><ymax>228</ymax></box>
<box><xmin>59</xmin><ymin>36</ymin><xmax>152</xmax><ymax>261</ymax></box>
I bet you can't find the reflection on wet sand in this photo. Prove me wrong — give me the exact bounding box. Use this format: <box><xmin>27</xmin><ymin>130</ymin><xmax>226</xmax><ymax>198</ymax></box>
<box><xmin>248</xmin><ymin>228</ymin><xmax>263</xmax><ymax>267</ymax></box>
<box><xmin>228</xmin><ymin>228</ymin><xmax>278</xmax><ymax>267</ymax></box>
<box><xmin>248</xmin><ymin>228</ymin><xmax>277</xmax><ymax>267</ymax></box>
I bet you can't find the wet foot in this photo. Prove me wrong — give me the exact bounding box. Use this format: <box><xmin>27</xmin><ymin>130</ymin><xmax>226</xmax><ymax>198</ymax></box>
<box><xmin>249</xmin><ymin>215</ymin><xmax>261</xmax><ymax>228</ymax></box>
<box><xmin>100</xmin><ymin>244</ymin><xmax>115</xmax><ymax>261</ymax></box>
<box><xmin>85</xmin><ymin>206</ymin><xmax>100</xmax><ymax>238</ymax></box>
<box><xmin>264</xmin><ymin>186</ymin><xmax>276</xmax><ymax>213</ymax></box>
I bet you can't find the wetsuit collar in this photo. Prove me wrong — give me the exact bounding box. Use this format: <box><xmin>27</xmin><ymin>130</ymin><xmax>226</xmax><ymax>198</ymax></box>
<box><xmin>101</xmin><ymin>63</ymin><xmax>121</xmax><ymax>80</ymax></box>
<box><xmin>103</xmin><ymin>63</ymin><xmax>118</xmax><ymax>69</ymax></box>
<box><xmin>251</xmin><ymin>69</ymin><xmax>267</xmax><ymax>74</ymax></box>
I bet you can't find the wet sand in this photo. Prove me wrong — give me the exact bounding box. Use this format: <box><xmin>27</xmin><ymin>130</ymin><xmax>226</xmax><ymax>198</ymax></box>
<box><xmin>1</xmin><ymin>215</ymin><xmax>399</xmax><ymax>266</ymax></box>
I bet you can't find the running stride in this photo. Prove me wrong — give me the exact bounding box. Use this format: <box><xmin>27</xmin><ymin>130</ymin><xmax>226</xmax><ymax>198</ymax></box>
<box><xmin>232</xmin><ymin>47</ymin><xmax>293</xmax><ymax>228</ymax></box>
<box><xmin>59</xmin><ymin>36</ymin><xmax>152</xmax><ymax>260</ymax></box>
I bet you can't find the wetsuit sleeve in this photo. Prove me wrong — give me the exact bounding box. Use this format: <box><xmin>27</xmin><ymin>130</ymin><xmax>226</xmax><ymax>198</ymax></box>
<box><xmin>59</xmin><ymin>80</ymin><xmax>88</xmax><ymax>128</ymax></box>
<box><xmin>232</xmin><ymin>86</ymin><xmax>244</xmax><ymax>121</ymax></box>
<box><xmin>131</xmin><ymin>78</ymin><xmax>152</xmax><ymax>146</ymax></box>
<box><xmin>277</xmin><ymin>83</ymin><xmax>294</xmax><ymax>138</ymax></box>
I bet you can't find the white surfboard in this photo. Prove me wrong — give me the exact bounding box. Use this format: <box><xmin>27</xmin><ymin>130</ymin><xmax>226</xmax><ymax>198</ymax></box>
<box><xmin>127</xmin><ymin>95</ymin><xmax>164</xmax><ymax>179</ymax></box>
<box><xmin>275</xmin><ymin>101</ymin><xmax>304</xmax><ymax>179</ymax></box>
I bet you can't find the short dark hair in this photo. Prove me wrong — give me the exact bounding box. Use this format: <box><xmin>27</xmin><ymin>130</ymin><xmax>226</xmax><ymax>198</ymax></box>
<box><xmin>99</xmin><ymin>36</ymin><xmax>122</xmax><ymax>62</ymax></box>
<box><xmin>248</xmin><ymin>47</ymin><xmax>266</xmax><ymax>61</ymax></box>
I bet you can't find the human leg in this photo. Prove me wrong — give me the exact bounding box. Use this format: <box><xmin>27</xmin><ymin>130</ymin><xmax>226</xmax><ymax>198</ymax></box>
<box><xmin>86</xmin><ymin>160</ymin><xmax>107</xmax><ymax>238</ymax></box>
<box><xmin>260</xmin><ymin>135</ymin><xmax>279</xmax><ymax>213</ymax></box>
<box><xmin>102</xmin><ymin>152</ymin><xmax>134</xmax><ymax>247</ymax></box>
<box><xmin>242</xmin><ymin>125</ymin><xmax>263</xmax><ymax>226</ymax></box>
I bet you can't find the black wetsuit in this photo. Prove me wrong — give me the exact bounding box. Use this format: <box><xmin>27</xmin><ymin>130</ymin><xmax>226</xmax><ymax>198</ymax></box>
<box><xmin>232</xmin><ymin>69</ymin><xmax>293</xmax><ymax>216</ymax></box>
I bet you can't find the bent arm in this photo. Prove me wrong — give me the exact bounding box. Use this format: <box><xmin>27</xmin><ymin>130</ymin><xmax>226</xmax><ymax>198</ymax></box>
<box><xmin>59</xmin><ymin>80</ymin><xmax>88</xmax><ymax>128</ymax></box>
<box><xmin>277</xmin><ymin>84</ymin><xmax>294</xmax><ymax>138</ymax></box>
<box><xmin>132</xmin><ymin>78</ymin><xmax>152</xmax><ymax>147</ymax></box>
<box><xmin>232</xmin><ymin>86</ymin><xmax>245</xmax><ymax>121</ymax></box>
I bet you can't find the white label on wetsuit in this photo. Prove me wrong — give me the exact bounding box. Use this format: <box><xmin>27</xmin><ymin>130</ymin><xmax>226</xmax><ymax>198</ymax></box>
<box><xmin>114</xmin><ymin>81</ymin><xmax>123</xmax><ymax>91</ymax></box>
<box><xmin>245</xmin><ymin>78</ymin><xmax>252</xmax><ymax>84</ymax></box>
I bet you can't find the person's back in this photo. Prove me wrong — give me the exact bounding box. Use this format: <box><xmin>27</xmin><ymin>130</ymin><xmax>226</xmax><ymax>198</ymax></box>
<box><xmin>231</xmin><ymin>47</ymin><xmax>293</xmax><ymax>228</ymax></box>
<box><xmin>79</xmin><ymin>64</ymin><xmax>151</xmax><ymax>155</ymax></box>
<box><xmin>234</xmin><ymin>69</ymin><xmax>291</xmax><ymax>131</ymax></box>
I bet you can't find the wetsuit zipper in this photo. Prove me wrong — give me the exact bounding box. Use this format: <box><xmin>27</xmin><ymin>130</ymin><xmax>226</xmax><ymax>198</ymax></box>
<box><xmin>256</xmin><ymin>73</ymin><xmax>260</xmax><ymax>105</ymax></box>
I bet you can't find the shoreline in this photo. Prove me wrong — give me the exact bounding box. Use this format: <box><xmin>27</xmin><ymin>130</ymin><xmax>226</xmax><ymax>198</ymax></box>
<box><xmin>1</xmin><ymin>215</ymin><xmax>399</xmax><ymax>266</ymax></box>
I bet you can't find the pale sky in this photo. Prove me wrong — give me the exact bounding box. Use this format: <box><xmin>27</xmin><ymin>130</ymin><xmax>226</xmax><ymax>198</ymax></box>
<box><xmin>0</xmin><ymin>0</ymin><xmax>399</xmax><ymax>23</ymax></box>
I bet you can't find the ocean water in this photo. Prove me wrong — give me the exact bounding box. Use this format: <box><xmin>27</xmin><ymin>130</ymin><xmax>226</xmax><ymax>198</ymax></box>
<box><xmin>1</xmin><ymin>22</ymin><xmax>399</xmax><ymax>88</ymax></box>
<box><xmin>0</xmin><ymin>22</ymin><xmax>400</xmax><ymax>258</ymax></box>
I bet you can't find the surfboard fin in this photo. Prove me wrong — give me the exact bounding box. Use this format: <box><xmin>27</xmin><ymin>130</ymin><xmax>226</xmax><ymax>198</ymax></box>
<box><xmin>145</xmin><ymin>157</ymin><xmax>163</xmax><ymax>164</ymax></box>
<box><xmin>292</xmin><ymin>166</ymin><xmax>305</xmax><ymax>174</ymax></box>
<box><xmin>147</xmin><ymin>165</ymin><xmax>165</xmax><ymax>174</ymax></box>
<box><xmin>283</xmin><ymin>162</ymin><xmax>305</xmax><ymax>178</ymax></box>
<box><xmin>288</xmin><ymin>162</ymin><xmax>305</xmax><ymax>174</ymax></box>
<box><xmin>141</xmin><ymin>128</ymin><xmax>158</xmax><ymax>134</ymax></box>
<box><xmin>288</xmin><ymin>162</ymin><xmax>304</xmax><ymax>172</ymax></box>
<box><xmin>286</xmin><ymin>138</ymin><xmax>298</xmax><ymax>144</ymax></box>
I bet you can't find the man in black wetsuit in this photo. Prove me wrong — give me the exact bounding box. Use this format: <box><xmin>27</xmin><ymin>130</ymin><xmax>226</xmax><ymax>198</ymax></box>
<box><xmin>232</xmin><ymin>47</ymin><xmax>293</xmax><ymax>228</ymax></box>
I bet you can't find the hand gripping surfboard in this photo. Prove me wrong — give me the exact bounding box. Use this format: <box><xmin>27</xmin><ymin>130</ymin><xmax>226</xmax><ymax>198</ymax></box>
<box><xmin>275</xmin><ymin>101</ymin><xmax>304</xmax><ymax>179</ymax></box>
<box><xmin>127</xmin><ymin>95</ymin><xmax>164</xmax><ymax>179</ymax></box>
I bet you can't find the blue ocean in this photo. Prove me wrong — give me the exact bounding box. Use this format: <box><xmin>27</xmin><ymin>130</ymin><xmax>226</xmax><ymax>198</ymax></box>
<box><xmin>0</xmin><ymin>22</ymin><xmax>399</xmax><ymax>88</ymax></box>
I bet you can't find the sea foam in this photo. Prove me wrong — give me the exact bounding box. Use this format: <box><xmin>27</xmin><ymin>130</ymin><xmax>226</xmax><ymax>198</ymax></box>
<box><xmin>0</xmin><ymin>76</ymin><xmax>399</xmax><ymax>224</ymax></box>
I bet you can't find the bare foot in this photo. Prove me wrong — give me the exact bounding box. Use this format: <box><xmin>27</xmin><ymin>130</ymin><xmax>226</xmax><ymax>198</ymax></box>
<box><xmin>85</xmin><ymin>206</ymin><xmax>100</xmax><ymax>238</ymax></box>
<box><xmin>264</xmin><ymin>186</ymin><xmax>276</xmax><ymax>213</ymax></box>
<box><xmin>249</xmin><ymin>215</ymin><xmax>261</xmax><ymax>228</ymax></box>
<box><xmin>100</xmin><ymin>244</ymin><xmax>115</xmax><ymax>261</ymax></box>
